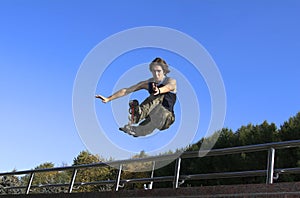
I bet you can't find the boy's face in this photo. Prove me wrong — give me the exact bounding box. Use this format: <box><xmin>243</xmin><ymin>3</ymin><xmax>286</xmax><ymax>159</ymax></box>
<box><xmin>151</xmin><ymin>65</ymin><xmax>165</xmax><ymax>82</ymax></box>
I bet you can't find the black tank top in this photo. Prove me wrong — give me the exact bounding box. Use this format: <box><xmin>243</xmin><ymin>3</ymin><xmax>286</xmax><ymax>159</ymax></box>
<box><xmin>148</xmin><ymin>77</ymin><xmax>176</xmax><ymax>113</ymax></box>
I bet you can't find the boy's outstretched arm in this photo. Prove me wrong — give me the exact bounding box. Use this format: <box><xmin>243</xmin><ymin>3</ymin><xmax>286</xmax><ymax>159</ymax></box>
<box><xmin>95</xmin><ymin>80</ymin><xmax>148</xmax><ymax>103</ymax></box>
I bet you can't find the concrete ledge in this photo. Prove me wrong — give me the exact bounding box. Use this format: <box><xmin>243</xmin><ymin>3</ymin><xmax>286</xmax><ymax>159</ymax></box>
<box><xmin>2</xmin><ymin>182</ymin><xmax>300</xmax><ymax>197</ymax></box>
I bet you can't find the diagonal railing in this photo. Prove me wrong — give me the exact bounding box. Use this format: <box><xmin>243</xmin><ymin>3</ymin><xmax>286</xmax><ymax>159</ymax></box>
<box><xmin>1</xmin><ymin>139</ymin><xmax>300</xmax><ymax>194</ymax></box>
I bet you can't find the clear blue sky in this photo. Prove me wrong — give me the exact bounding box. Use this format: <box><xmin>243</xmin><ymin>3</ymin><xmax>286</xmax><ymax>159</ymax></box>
<box><xmin>1</xmin><ymin>0</ymin><xmax>300</xmax><ymax>172</ymax></box>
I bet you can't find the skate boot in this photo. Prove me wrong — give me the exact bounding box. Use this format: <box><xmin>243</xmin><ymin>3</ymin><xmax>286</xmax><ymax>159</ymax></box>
<box><xmin>128</xmin><ymin>99</ymin><xmax>141</xmax><ymax>124</ymax></box>
<box><xmin>119</xmin><ymin>125</ymin><xmax>137</xmax><ymax>137</ymax></box>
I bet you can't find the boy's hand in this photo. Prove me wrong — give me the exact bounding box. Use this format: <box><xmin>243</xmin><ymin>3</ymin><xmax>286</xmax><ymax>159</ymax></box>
<box><xmin>95</xmin><ymin>95</ymin><xmax>110</xmax><ymax>103</ymax></box>
<box><xmin>152</xmin><ymin>82</ymin><xmax>160</xmax><ymax>95</ymax></box>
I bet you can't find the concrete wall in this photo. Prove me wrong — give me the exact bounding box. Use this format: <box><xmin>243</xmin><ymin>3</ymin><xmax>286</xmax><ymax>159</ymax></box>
<box><xmin>3</xmin><ymin>182</ymin><xmax>300</xmax><ymax>197</ymax></box>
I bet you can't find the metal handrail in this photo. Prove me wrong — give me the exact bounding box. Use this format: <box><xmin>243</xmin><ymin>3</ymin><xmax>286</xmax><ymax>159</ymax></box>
<box><xmin>1</xmin><ymin>139</ymin><xmax>300</xmax><ymax>194</ymax></box>
<box><xmin>2</xmin><ymin>139</ymin><xmax>299</xmax><ymax>177</ymax></box>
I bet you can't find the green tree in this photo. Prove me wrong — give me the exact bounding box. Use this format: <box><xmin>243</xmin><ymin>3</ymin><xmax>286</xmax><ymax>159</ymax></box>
<box><xmin>235</xmin><ymin>122</ymin><xmax>278</xmax><ymax>183</ymax></box>
<box><xmin>0</xmin><ymin>170</ymin><xmax>22</xmax><ymax>195</ymax></box>
<box><xmin>121</xmin><ymin>151</ymin><xmax>154</xmax><ymax>190</ymax></box>
<box><xmin>213</xmin><ymin>128</ymin><xmax>238</xmax><ymax>148</ymax></box>
<box><xmin>280</xmin><ymin>112</ymin><xmax>300</xmax><ymax>141</ymax></box>
<box><xmin>181</xmin><ymin>122</ymin><xmax>279</xmax><ymax>186</ymax></box>
<box><xmin>276</xmin><ymin>112</ymin><xmax>300</xmax><ymax>182</ymax></box>
<box><xmin>21</xmin><ymin>162</ymin><xmax>70</xmax><ymax>194</ymax></box>
<box><xmin>72</xmin><ymin>151</ymin><xmax>113</xmax><ymax>192</ymax></box>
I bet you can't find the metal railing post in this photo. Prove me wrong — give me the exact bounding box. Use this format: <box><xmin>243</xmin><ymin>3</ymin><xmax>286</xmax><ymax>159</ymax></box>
<box><xmin>115</xmin><ymin>164</ymin><xmax>123</xmax><ymax>191</ymax></box>
<box><xmin>266</xmin><ymin>147</ymin><xmax>275</xmax><ymax>184</ymax></box>
<box><xmin>149</xmin><ymin>161</ymin><xmax>156</xmax><ymax>189</ymax></box>
<box><xmin>173</xmin><ymin>157</ymin><xmax>181</xmax><ymax>189</ymax></box>
<box><xmin>68</xmin><ymin>168</ymin><xmax>78</xmax><ymax>193</ymax></box>
<box><xmin>25</xmin><ymin>172</ymin><xmax>34</xmax><ymax>194</ymax></box>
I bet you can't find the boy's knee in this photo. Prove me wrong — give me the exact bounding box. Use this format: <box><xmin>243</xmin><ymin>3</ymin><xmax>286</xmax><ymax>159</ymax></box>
<box><xmin>159</xmin><ymin>113</ymin><xmax>175</xmax><ymax>130</ymax></box>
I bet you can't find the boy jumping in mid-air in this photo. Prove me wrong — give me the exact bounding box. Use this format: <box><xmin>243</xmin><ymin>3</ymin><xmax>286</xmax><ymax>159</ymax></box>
<box><xmin>95</xmin><ymin>57</ymin><xmax>177</xmax><ymax>137</ymax></box>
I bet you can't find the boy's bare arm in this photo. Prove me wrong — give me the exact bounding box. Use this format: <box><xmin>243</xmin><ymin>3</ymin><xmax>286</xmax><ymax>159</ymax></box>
<box><xmin>154</xmin><ymin>78</ymin><xmax>176</xmax><ymax>95</ymax></box>
<box><xmin>95</xmin><ymin>80</ymin><xmax>148</xmax><ymax>103</ymax></box>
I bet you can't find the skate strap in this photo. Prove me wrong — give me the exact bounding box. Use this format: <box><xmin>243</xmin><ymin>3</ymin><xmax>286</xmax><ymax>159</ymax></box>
<box><xmin>131</xmin><ymin>105</ymin><xmax>135</xmax><ymax>125</ymax></box>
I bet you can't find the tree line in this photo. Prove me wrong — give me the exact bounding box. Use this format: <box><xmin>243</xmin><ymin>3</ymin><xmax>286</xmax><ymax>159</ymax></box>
<box><xmin>1</xmin><ymin>112</ymin><xmax>300</xmax><ymax>194</ymax></box>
